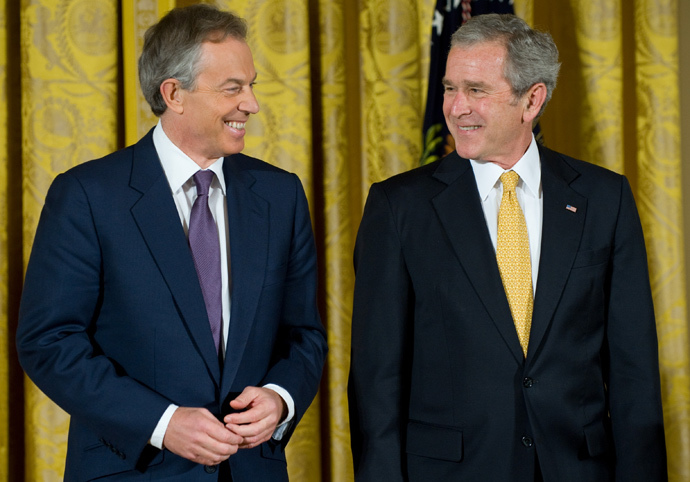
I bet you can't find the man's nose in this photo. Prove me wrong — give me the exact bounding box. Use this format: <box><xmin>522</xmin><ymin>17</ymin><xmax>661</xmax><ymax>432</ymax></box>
<box><xmin>449</xmin><ymin>91</ymin><xmax>471</xmax><ymax>117</ymax></box>
<box><xmin>239</xmin><ymin>88</ymin><xmax>259</xmax><ymax>115</ymax></box>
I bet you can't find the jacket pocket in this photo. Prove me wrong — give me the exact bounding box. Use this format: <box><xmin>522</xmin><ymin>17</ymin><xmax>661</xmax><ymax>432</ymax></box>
<box><xmin>79</xmin><ymin>439</ymin><xmax>164</xmax><ymax>480</ymax></box>
<box><xmin>405</xmin><ymin>420</ymin><xmax>463</xmax><ymax>462</ymax></box>
<box><xmin>572</xmin><ymin>247</ymin><xmax>610</xmax><ymax>269</ymax></box>
<box><xmin>583</xmin><ymin>419</ymin><xmax>610</xmax><ymax>457</ymax></box>
<box><xmin>261</xmin><ymin>440</ymin><xmax>287</xmax><ymax>463</ymax></box>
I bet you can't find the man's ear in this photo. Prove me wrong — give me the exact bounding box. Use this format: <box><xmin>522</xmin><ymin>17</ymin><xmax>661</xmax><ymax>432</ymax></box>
<box><xmin>160</xmin><ymin>78</ymin><xmax>185</xmax><ymax>114</ymax></box>
<box><xmin>522</xmin><ymin>82</ymin><xmax>547</xmax><ymax>124</ymax></box>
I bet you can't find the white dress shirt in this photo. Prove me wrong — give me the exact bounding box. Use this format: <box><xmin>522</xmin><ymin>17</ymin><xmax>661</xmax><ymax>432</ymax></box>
<box><xmin>149</xmin><ymin>121</ymin><xmax>293</xmax><ymax>448</ymax></box>
<box><xmin>469</xmin><ymin>135</ymin><xmax>543</xmax><ymax>292</ymax></box>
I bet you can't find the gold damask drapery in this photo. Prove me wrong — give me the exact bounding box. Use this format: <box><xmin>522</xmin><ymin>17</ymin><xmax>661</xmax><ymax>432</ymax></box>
<box><xmin>0</xmin><ymin>0</ymin><xmax>687</xmax><ymax>481</ymax></box>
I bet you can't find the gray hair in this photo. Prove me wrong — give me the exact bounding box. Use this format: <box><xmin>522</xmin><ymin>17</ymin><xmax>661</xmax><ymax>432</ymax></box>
<box><xmin>451</xmin><ymin>14</ymin><xmax>560</xmax><ymax>117</ymax></box>
<box><xmin>138</xmin><ymin>4</ymin><xmax>248</xmax><ymax>116</ymax></box>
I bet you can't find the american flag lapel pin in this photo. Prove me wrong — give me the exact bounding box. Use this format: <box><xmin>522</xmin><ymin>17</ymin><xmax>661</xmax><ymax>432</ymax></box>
<box><xmin>566</xmin><ymin>204</ymin><xmax>577</xmax><ymax>213</ymax></box>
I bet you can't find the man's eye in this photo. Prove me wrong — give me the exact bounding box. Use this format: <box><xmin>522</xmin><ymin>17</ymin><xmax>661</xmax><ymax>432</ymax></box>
<box><xmin>468</xmin><ymin>88</ymin><xmax>488</xmax><ymax>97</ymax></box>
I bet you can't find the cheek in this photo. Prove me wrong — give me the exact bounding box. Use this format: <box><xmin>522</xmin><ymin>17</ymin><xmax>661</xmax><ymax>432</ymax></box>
<box><xmin>442</xmin><ymin>95</ymin><xmax>455</xmax><ymax>116</ymax></box>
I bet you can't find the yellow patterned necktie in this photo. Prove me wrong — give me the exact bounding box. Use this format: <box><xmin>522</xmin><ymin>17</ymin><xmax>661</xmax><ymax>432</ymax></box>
<box><xmin>496</xmin><ymin>171</ymin><xmax>533</xmax><ymax>357</ymax></box>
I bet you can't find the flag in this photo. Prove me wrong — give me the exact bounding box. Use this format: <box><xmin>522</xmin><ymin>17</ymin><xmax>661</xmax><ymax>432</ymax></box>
<box><xmin>421</xmin><ymin>0</ymin><xmax>523</xmax><ymax>166</ymax></box>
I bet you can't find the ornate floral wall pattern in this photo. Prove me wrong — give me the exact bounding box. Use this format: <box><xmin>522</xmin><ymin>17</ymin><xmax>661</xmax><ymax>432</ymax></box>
<box><xmin>634</xmin><ymin>2</ymin><xmax>689</xmax><ymax>480</ymax></box>
<box><xmin>21</xmin><ymin>0</ymin><xmax>118</xmax><ymax>480</ymax></box>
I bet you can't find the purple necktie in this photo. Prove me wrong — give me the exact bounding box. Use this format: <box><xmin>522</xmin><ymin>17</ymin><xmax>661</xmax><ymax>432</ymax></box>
<box><xmin>188</xmin><ymin>170</ymin><xmax>222</xmax><ymax>355</ymax></box>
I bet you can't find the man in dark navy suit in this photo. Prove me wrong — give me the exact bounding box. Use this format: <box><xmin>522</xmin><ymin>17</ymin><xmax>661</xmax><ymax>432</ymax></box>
<box><xmin>17</xmin><ymin>4</ymin><xmax>326</xmax><ymax>480</ymax></box>
<box><xmin>349</xmin><ymin>14</ymin><xmax>666</xmax><ymax>482</ymax></box>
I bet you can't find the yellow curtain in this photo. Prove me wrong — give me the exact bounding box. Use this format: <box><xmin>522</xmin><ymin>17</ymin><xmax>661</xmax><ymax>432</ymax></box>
<box><xmin>633</xmin><ymin>2</ymin><xmax>689</xmax><ymax>480</ymax></box>
<box><xmin>20</xmin><ymin>0</ymin><xmax>119</xmax><ymax>480</ymax></box>
<box><xmin>3</xmin><ymin>0</ymin><xmax>688</xmax><ymax>481</ymax></box>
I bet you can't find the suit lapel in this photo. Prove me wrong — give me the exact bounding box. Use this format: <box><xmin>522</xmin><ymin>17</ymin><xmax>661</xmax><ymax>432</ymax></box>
<box><xmin>432</xmin><ymin>153</ymin><xmax>524</xmax><ymax>364</ymax></box>
<box><xmin>221</xmin><ymin>156</ymin><xmax>269</xmax><ymax>390</ymax></box>
<box><xmin>527</xmin><ymin>146</ymin><xmax>586</xmax><ymax>362</ymax></box>
<box><xmin>129</xmin><ymin>131</ymin><xmax>222</xmax><ymax>384</ymax></box>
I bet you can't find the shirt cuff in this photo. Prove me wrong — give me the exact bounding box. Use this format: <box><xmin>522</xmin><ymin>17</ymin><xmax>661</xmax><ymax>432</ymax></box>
<box><xmin>263</xmin><ymin>383</ymin><xmax>294</xmax><ymax>441</ymax></box>
<box><xmin>150</xmin><ymin>404</ymin><xmax>179</xmax><ymax>449</ymax></box>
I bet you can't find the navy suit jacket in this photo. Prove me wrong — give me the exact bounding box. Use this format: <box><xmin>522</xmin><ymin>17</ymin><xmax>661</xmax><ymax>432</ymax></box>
<box><xmin>17</xmin><ymin>130</ymin><xmax>327</xmax><ymax>481</ymax></box>
<box><xmin>349</xmin><ymin>146</ymin><xmax>666</xmax><ymax>481</ymax></box>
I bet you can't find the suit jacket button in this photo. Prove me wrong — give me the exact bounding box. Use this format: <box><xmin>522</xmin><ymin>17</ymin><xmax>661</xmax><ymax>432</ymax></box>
<box><xmin>204</xmin><ymin>465</ymin><xmax>218</xmax><ymax>474</ymax></box>
<box><xmin>523</xmin><ymin>377</ymin><xmax>534</xmax><ymax>388</ymax></box>
<box><xmin>522</xmin><ymin>436</ymin><xmax>534</xmax><ymax>447</ymax></box>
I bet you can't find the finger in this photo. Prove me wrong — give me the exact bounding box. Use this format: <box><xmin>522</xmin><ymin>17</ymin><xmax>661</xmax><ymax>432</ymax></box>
<box><xmin>164</xmin><ymin>407</ymin><xmax>241</xmax><ymax>465</ymax></box>
<box><xmin>226</xmin><ymin>417</ymin><xmax>270</xmax><ymax>438</ymax></box>
<box><xmin>228</xmin><ymin>386</ymin><xmax>262</xmax><ymax>411</ymax></box>
<box><xmin>237</xmin><ymin>429</ymin><xmax>273</xmax><ymax>449</ymax></box>
<box><xmin>225</xmin><ymin>402</ymin><xmax>269</xmax><ymax>425</ymax></box>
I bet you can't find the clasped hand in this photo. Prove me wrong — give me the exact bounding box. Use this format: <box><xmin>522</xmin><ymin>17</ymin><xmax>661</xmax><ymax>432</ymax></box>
<box><xmin>163</xmin><ymin>386</ymin><xmax>287</xmax><ymax>466</ymax></box>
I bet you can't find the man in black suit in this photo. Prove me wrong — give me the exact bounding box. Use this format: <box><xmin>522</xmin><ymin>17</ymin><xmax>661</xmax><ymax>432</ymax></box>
<box><xmin>349</xmin><ymin>14</ymin><xmax>666</xmax><ymax>481</ymax></box>
<box><xmin>17</xmin><ymin>4</ymin><xmax>326</xmax><ymax>480</ymax></box>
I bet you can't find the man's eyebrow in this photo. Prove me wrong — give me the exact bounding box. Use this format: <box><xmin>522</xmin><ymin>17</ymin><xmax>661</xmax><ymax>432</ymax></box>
<box><xmin>441</xmin><ymin>78</ymin><xmax>487</xmax><ymax>89</ymax></box>
<box><xmin>463</xmin><ymin>80</ymin><xmax>487</xmax><ymax>89</ymax></box>
<box><xmin>221</xmin><ymin>74</ymin><xmax>258</xmax><ymax>86</ymax></box>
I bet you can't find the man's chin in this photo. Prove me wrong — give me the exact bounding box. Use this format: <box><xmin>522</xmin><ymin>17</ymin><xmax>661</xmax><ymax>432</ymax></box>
<box><xmin>222</xmin><ymin>143</ymin><xmax>245</xmax><ymax>157</ymax></box>
<box><xmin>454</xmin><ymin>148</ymin><xmax>479</xmax><ymax>161</ymax></box>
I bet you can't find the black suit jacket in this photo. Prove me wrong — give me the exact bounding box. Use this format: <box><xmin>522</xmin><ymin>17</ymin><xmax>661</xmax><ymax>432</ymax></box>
<box><xmin>349</xmin><ymin>145</ymin><xmax>666</xmax><ymax>481</ymax></box>
<box><xmin>17</xmin><ymin>130</ymin><xmax>327</xmax><ymax>481</ymax></box>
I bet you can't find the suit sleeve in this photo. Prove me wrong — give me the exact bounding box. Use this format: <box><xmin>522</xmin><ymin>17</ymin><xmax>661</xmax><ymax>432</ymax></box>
<box><xmin>349</xmin><ymin>183</ymin><xmax>411</xmax><ymax>481</ymax></box>
<box><xmin>259</xmin><ymin>173</ymin><xmax>328</xmax><ymax>445</ymax></box>
<box><xmin>606</xmin><ymin>177</ymin><xmax>667</xmax><ymax>480</ymax></box>
<box><xmin>16</xmin><ymin>172</ymin><xmax>171</xmax><ymax>468</ymax></box>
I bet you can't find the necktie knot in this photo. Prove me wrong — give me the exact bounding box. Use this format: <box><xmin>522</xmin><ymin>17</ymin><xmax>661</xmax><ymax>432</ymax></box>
<box><xmin>193</xmin><ymin>170</ymin><xmax>215</xmax><ymax>197</ymax></box>
<box><xmin>500</xmin><ymin>170</ymin><xmax>519</xmax><ymax>192</ymax></box>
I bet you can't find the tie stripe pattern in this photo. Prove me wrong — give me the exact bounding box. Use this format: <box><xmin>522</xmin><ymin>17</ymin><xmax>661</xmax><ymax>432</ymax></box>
<box><xmin>496</xmin><ymin>170</ymin><xmax>533</xmax><ymax>356</ymax></box>
<box><xmin>188</xmin><ymin>170</ymin><xmax>223</xmax><ymax>355</ymax></box>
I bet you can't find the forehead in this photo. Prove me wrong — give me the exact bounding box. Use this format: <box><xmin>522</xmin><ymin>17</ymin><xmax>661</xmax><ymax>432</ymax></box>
<box><xmin>444</xmin><ymin>41</ymin><xmax>508</xmax><ymax>82</ymax></box>
<box><xmin>197</xmin><ymin>37</ymin><xmax>256</xmax><ymax>78</ymax></box>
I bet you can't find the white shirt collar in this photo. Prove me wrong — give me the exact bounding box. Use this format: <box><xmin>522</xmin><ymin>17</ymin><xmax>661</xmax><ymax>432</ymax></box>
<box><xmin>470</xmin><ymin>135</ymin><xmax>541</xmax><ymax>201</ymax></box>
<box><xmin>153</xmin><ymin>121</ymin><xmax>226</xmax><ymax>195</ymax></box>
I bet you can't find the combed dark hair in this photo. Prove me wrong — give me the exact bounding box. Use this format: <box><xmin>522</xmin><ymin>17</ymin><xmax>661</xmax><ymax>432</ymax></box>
<box><xmin>138</xmin><ymin>4</ymin><xmax>247</xmax><ymax>116</ymax></box>
<box><xmin>451</xmin><ymin>14</ymin><xmax>560</xmax><ymax>117</ymax></box>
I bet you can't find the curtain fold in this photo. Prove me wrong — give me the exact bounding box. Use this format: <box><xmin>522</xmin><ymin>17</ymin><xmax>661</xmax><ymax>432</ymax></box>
<box><xmin>3</xmin><ymin>1</ymin><xmax>688</xmax><ymax>481</ymax></box>
<box><xmin>316</xmin><ymin>1</ymin><xmax>357</xmax><ymax>480</ymax></box>
<box><xmin>122</xmin><ymin>0</ymin><xmax>172</xmax><ymax>145</ymax></box>
<box><xmin>359</xmin><ymin>0</ymin><xmax>428</xmax><ymax>189</ymax></box>
<box><xmin>21</xmin><ymin>1</ymin><xmax>119</xmax><ymax>480</ymax></box>
<box><xmin>634</xmin><ymin>2</ymin><xmax>689</xmax><ymax>480</ymax></box>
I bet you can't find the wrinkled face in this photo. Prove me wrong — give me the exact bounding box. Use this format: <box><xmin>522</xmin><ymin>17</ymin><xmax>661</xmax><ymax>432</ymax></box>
<box><xmin>442</xmin><ymin>41</ymin><xmax>533</xmax><ymax>169</ymax></box>
<box><xmin>175</xmin><ymin>37</ymin><xmax>259</xmax><ymax>167</ymax></box>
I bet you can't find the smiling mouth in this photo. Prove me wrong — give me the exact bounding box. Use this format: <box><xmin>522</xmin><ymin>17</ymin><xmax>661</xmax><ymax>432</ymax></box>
<box><xmin>225</xmin><ymin>121</ymin><xmax>246</xmax><ymax>130</ymax></box>
<box><xmin>459</xmin><ymin>126</ymin><xmax>481</xmax><ymax>131</ymax></box>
